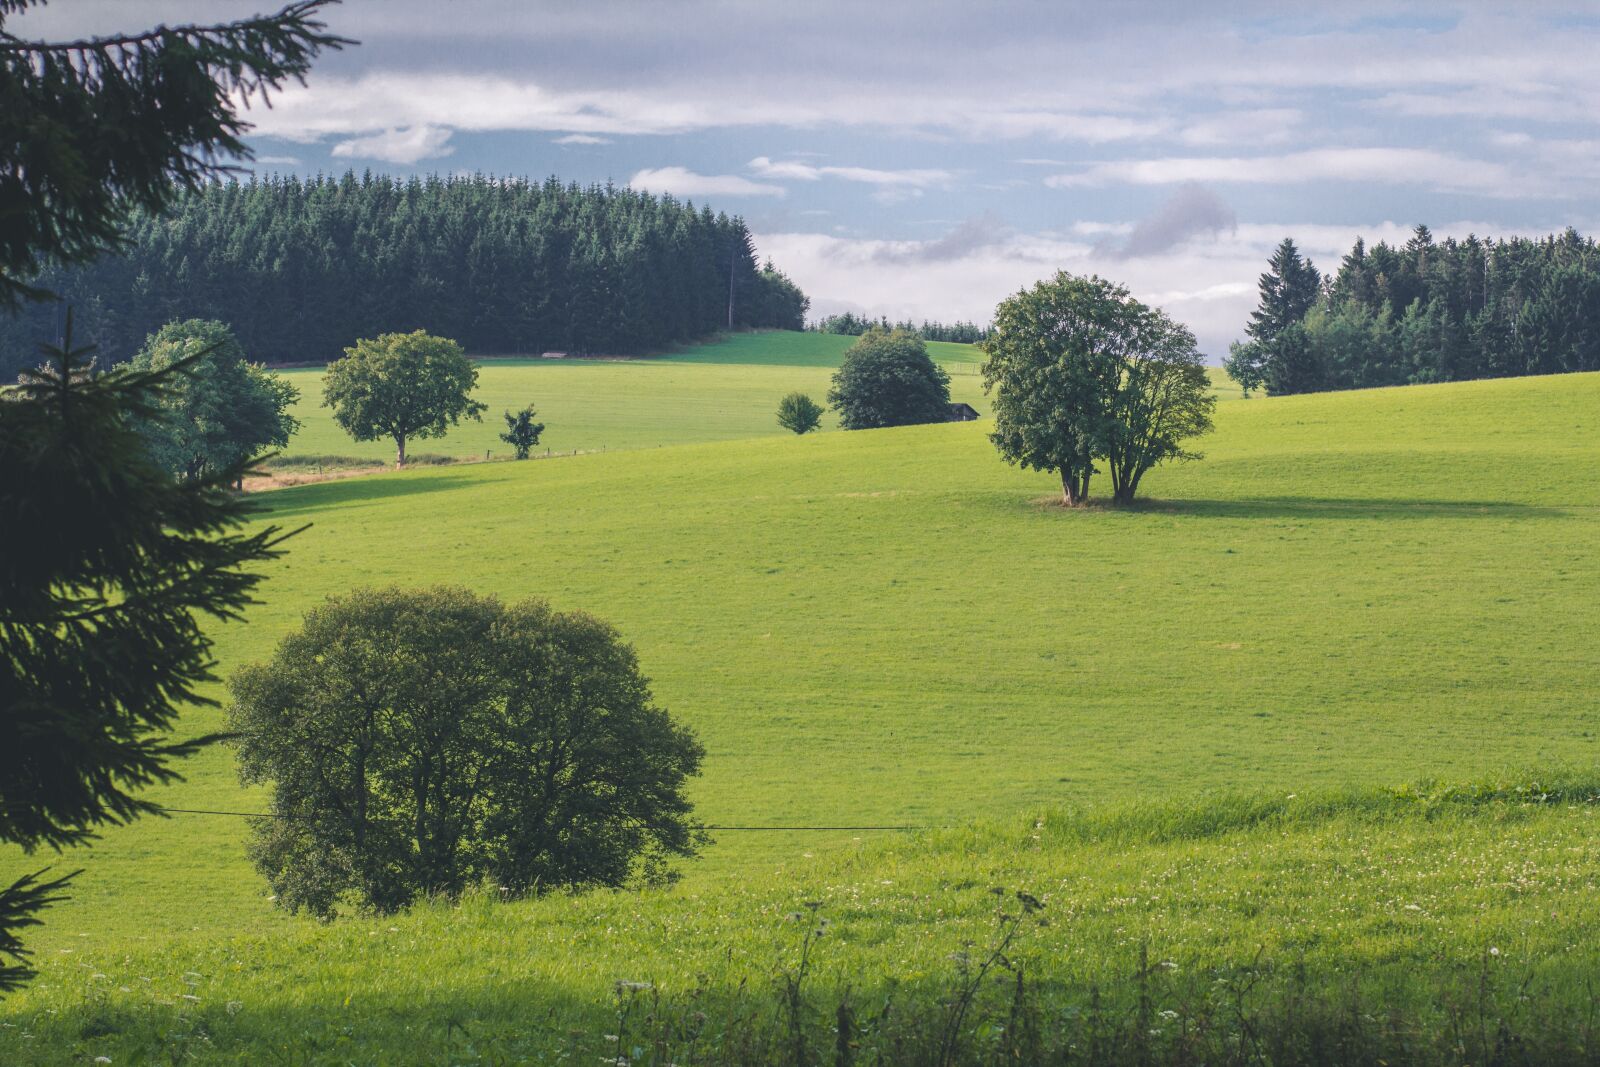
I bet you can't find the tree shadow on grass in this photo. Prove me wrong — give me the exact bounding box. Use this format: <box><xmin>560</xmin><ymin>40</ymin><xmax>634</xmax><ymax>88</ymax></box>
<box><xmin>255</xmin><ymin>467</ymin><xmax>512</xmax><ymax>521</ymax></box>
<box><xmin>1126</xmin><ymin>496</ymin><xmax>1571</xmax><ymax>522</ymax></box>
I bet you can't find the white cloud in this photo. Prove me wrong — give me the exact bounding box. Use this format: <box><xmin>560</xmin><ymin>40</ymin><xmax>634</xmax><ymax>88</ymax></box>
<box><xmin>748</xmin><ymin>156</ymin><xmax>954</xmax><ymax>188</ymax></box>
<box><xmin>1045</xmin><ymin>148</ymin><xmax>1536</xmax><ymax>197</ymax></box>
<box><xmin>553</xmin><ymin>133</ymin><xmax>612</xmax><ymax>145</ymax></box>
<box><xmin>628</xmin><ymin>167</ymin><xmax>786</xmax><ymax>198</ymax></box>
<box><xmin>756</xmin><ymin>216</ymin><xmax>1536</xmax><ymax>358</ymax></box>
<box><xmin>1178</xmin><ymin>109</ymin><xmax>1305</xmax><ymax>147</ymax></box>
<box><xmin>330</xmin><ymin>125</ymin><xmax>454</xmax><ymax>164</ymax></box>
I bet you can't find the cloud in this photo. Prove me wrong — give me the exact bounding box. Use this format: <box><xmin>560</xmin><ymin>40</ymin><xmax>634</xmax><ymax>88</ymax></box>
<box><xmin>554</xmin><ymin>133</ymin><xmax>612</xmax><ymax>145</ymax></box>
<box><xmin>248</xmin><ymin>154</ymin><xmax>302</xmax><ymax>166</ymax></box>
<box><xmin>1046</xmin><ymin>148</ymin><xmax>1534</xmax><ymax>197</ymax></box>
<box><xmin>871</xmin><ymin>212</ymin><xmax>1014</xmax><ymax>264</ymax></box>
<box><xmin>330</xmin><ymin>125</ymin><xmax>454</xmax><ymax>164</ymax></box>
<box><xmin>628</xmin><ymin>167</ymin><xmax>786</xmax><ymax>198</ymax></box>
<box><xmin>748</xmin><ymin>157</ymin><xmax>954</xmax><ymax>188</ymax></box>
<box><xmin>1098</xmin><ymin>184</ymin><xmax>1237</xmax><ymax>259</ymax></box>
<box><xmin>757</xmin><ymin>217</ymin><xmax>1536</xmax><ymax>358</ymax></box>
<box><xmin>1178</xmin><ymin>109</ymin><xmax>1304</xmax><ymax>147</ymax></box>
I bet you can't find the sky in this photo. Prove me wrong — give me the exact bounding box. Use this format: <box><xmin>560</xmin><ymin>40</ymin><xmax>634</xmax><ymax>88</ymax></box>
<box><xmin>16</xmin><ymin>1</ymin><xmax>1600</xmax><ymax>354</ymax></box>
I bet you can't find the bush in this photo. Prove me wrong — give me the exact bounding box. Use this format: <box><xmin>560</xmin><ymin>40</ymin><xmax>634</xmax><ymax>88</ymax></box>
<box><xmin>827</xmin><ymin>327</ymin><xmax>950</xmax><ymax>429</ymax></box>
<box><xmin>776</xmin><ymin>391</ymin><xmax>824</xmax><ymax>434</ymax></box>
<box><xmin>229</xmin><ymin>586</ymin><xmax>704</xmax><ymax>918</ymax></box>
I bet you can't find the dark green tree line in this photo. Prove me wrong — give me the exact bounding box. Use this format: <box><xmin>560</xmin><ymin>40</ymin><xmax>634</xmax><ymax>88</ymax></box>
<box><xmin>811</xmin><ymin>312</ymin><xmax>991</xmax><ymax>343</ymax></box>
<box><xmin>0</xmin><ymin>173</ymin><xmax>810</xmax><ymax>378</ymax></box>
<box><xmin>1228</xmin><ymin>226</ymin><xmax>1600</xmax><ymax>395</ymax></box>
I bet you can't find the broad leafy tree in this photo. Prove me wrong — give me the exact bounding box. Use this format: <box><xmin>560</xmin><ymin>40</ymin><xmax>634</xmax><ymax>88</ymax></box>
<box><xmin>323</xmin><ymin>331</ymin><xmax>486</xmax><ymax>467</ymax></box>
<box><xmin>983</xmin><ymin>272</ymin><xmax>1215</xmax><ymax>506</ymax></box>
<box><xmin>0</xmin><ymin>0</ymin><xmax>339</xmax><ymax>993</ymax></box>
<box><xmin>776</xmin><ymin>391</ymin><xmax>824</xmax><ymax>434</ymax></box>
<box><xmin>127</xmin><ymin>320</ymin><xmax>300</xmax><ymax>483</ymax></box>
<box><xmin>229</xmin><ymin>586</ymin><xmax>705</xmax><ymax>918</ymax></box>
<box><xmin>0</xmin><ymin>324</ymin><xmax>292</xmax><ymax>989</ymax></box>
<box><xmin>500</xmin><ymin>405</ymin><xmax>546</xmax><ymax>459</ymax></box>
<box><xmin>827</xmin><ymin>327</ymin><xmax>951</xmax><ymax>430</ymax></box>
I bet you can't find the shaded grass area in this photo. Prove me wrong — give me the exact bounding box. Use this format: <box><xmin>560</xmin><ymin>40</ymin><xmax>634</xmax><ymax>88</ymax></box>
<box><xmin>7</xmin><ymin>777</ymin><xmax>1600</xmax><ymax>1063</ymax></box>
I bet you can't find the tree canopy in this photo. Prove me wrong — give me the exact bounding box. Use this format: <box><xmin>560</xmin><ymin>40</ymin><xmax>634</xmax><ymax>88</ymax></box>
<box><xmin>230</xmin><ymin>586</ymin><xmax>705</xmax><ymax>919</ymax></box>
<box><xmin>827</xmin><ymin>327</ymin><xmax>951</xmax><ymax>430</ymax></box>
<box><xmin>322</xmin><ymin>331</ymin><xmax>485</xmax><ymax>467</ymax></box>
<box><xmin>126</xmin><ymin>319</ymin><xmax>299</xmax><ymax>483</ymax></box>
<box><xmin>0</xmin><ymin>174</ymin><xmax>811</xmax><ymax>377</ymax></box>
<box><xmin>500</xmin><ymin>405</ymin><xmax>545</xmax><ymax>459</ymax></box>
<box><xmin>1228</xmin><ymin>226</ymin><xmax>1600</xmax><ymax>394</ymax></box>
<box><xmin>983</xmin><ymin>273</ymin><xmax>1215</xmax><ymax>506</ymax></box>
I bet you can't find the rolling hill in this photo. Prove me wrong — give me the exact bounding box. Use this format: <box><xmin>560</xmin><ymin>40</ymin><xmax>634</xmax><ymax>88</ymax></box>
<box><xmin>2</xmin><ymin>359</ymin><xmax>1595</xmax><ymax>1062</ymax></box>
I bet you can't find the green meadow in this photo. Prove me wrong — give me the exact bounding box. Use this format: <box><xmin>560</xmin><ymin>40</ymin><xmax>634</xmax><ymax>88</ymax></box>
<box><xmin>3</xmin><ymin>332</ymin><xmax>1597</xmax><ymax>1062</ymax></box>
<box><xmin>275</xmin><ymin>331</ymin><xmax>994</xmax><ymax>460</ymax></box>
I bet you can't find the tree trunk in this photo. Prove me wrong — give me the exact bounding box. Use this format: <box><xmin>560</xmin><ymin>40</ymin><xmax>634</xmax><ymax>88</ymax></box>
<box><xmin>1060</xmin><ymin>468</ymin><xmax>1090</xmax><ymax>507</ymax></box>
<box><xmin>395</xmin><ymin>435</ymin><xmax>407</xmax><ymax>468</ymax></box>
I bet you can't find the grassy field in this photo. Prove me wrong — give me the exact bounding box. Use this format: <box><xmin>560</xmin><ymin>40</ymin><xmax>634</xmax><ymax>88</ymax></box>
<box><xmin>275</xmin><ymin>330</ymin><xmax>994</xmax><ymax>461</ymax></box>
<box><xmin>2</xmin><ymin>360</ymin><xmax>1596</xmax><ymax>1062</ymax></box>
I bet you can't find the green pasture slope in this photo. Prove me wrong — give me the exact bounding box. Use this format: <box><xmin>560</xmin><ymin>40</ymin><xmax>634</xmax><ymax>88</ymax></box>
<box><xmin>275</xmin><ymin>330</ymin><xmax>995</xmax><ymax>460</ymax></box>
<box><xmin>3</xmin><ymin>369</ymin><xmax>1598</xmax><ymax>1062</ymax></box>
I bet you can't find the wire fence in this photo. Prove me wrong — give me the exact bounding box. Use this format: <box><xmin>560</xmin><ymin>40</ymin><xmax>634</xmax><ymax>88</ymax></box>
<box><xmin>155</xmin><ymin>806</ymin><xmax>925</xmax><ymax>832</ymax></box>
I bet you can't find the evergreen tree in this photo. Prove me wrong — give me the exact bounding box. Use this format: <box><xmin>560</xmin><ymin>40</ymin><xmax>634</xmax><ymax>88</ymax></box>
<box><xmin>1247</xmin><ymin>238</ymin><xmax>1323</xmax><ymax>345</ymax></box>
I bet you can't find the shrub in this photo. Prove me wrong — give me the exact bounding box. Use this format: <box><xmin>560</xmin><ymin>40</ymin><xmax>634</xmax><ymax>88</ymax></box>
<box><xmin>776</xmin><ymin>392</ymin><xmax>824</xmax><ymax>434</ymax></box>
<box><xmin>827</xmin><ymin>327</ymin><xmax>950</xmax><ymax>429</ymax></box>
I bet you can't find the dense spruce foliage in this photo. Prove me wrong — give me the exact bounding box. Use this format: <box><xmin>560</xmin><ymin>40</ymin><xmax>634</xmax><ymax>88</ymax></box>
<box><xmin>811</xmin><ymin>311</ymin><xmax>990</xmax><ymax>343</ymax></box>
<box><xmin>1229</xmin><ymin>226</ymin><xmax>1600</xmax><ymax>394</ymax></box>
<box><xmin>0</xmin><ymin>173</ymin><xmax>810</xmax><ymax>377</ymax></box>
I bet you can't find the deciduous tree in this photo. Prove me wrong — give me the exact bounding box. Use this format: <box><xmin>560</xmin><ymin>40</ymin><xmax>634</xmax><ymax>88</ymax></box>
<box><xmin>827</xmin><ymin>327</ymin><xmax>950</xmax><ymax>430</ymax></box>
<box><xmin>229</xmin><ymin>587</ymin><xmax>705</xmax><ymax>918</ymax></box>
<box><xmin>983</xmin><ymin>273</ymin><xmax>1215</xmax><ymax>506</ymax></box>
<box><xmin>323</xmin><ymin>331</ymin><xmax>485</xmax><ymax>467</ymax></box>
<box><xmin>127</xmin><ymin>319</ymin><xmax>299</xmax><ymax>483</ymax></box>
<box><xmin>499</xmin><ymin>405</ymin><xmax>546</xmax><ymax>459</ymax></box>
<box><xmin>776</xmin><ymin>392</ymin><xmax>824</xmax><ymax>434</ymax></box>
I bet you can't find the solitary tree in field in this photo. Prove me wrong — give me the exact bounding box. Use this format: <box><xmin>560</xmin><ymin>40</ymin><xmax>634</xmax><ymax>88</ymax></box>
<box><xmin>500</xmin><ymin>405</ymin><xmax>546</xmax><ymax>459</ymax></box>
<box><xmin>128</xmin><ymin>320</ymin><xmax>300</xmax><ymax>483</ymax></box>
<box><xmin>230</xmin><ymin>587</ymin><xmax>705</xmax><ymax>918</ymax></box>
<box><xmin>0</xmin><ymin>0</ymin><xmax>341</xmax><ymax>992</ymax></box>
<box><xmin>776</xmin><ymin>391</ymin><xmax>824</xmax><ymax>434</ymax></box>
<box><xmin>983</xmin><ymin>273</ymin><xmax>1215</xmax><ymax>506</ymax></box>
<box><xmin>322</xmin><ymin>331</ymin><xmax>485</xmax><ymax>467</ymax></box>
<box><xmin>827</xmin><ymin>327</ymin><xmax>950</xmax><ymax>430</ymax></box>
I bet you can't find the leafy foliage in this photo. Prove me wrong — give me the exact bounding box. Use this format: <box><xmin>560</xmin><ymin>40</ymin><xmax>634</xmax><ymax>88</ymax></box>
<box><xmin>983</xmin><ymin>272</ymin><xmax>1215</xmax><ymax>505</ymax></box>
<box><xmin>0</xmin><ymin>323</ymin><xmax>291</xmax><ymax>985</ymax></box>
<box><xmin>1231</xmin><ymin>225</ymin><xmax>1600</xmax><ymax>394</ymax></box>
<box><xmin>827</xmin><ymin>328</ymin><xmax>951</xmax><ymax>430</ymax></box>
<box><xmin>125</xmin><ymin>319</ymin><xmax>299</xmax><ymax>483</ymax></box>
<box><xmin>0</xmin><ymin>1</ymin><xmax>348</xmax><ymax>309</ymax></box>
<box><xmin>499</xmin><ymin>405</ymin><xmax>545</xmax><ymax>459</ymax></box>
<box><xmin>322</xmin><ymin>331</ymin><xmax>486</xmax><ymax>466</ymax></box>
<box><xmin>0</xmin><ymin>175</ymin><xmax>811</xmax><ymax>377</ymax></box>
<box><xmin>229</xmin><ymin>586</ymin><xmax>705</xmax><ymax>918</ymax></box>
<box><xmin>776</xmin><ymin>391</ymin><xmax>824</xmax><ymax>434</ymax></box>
